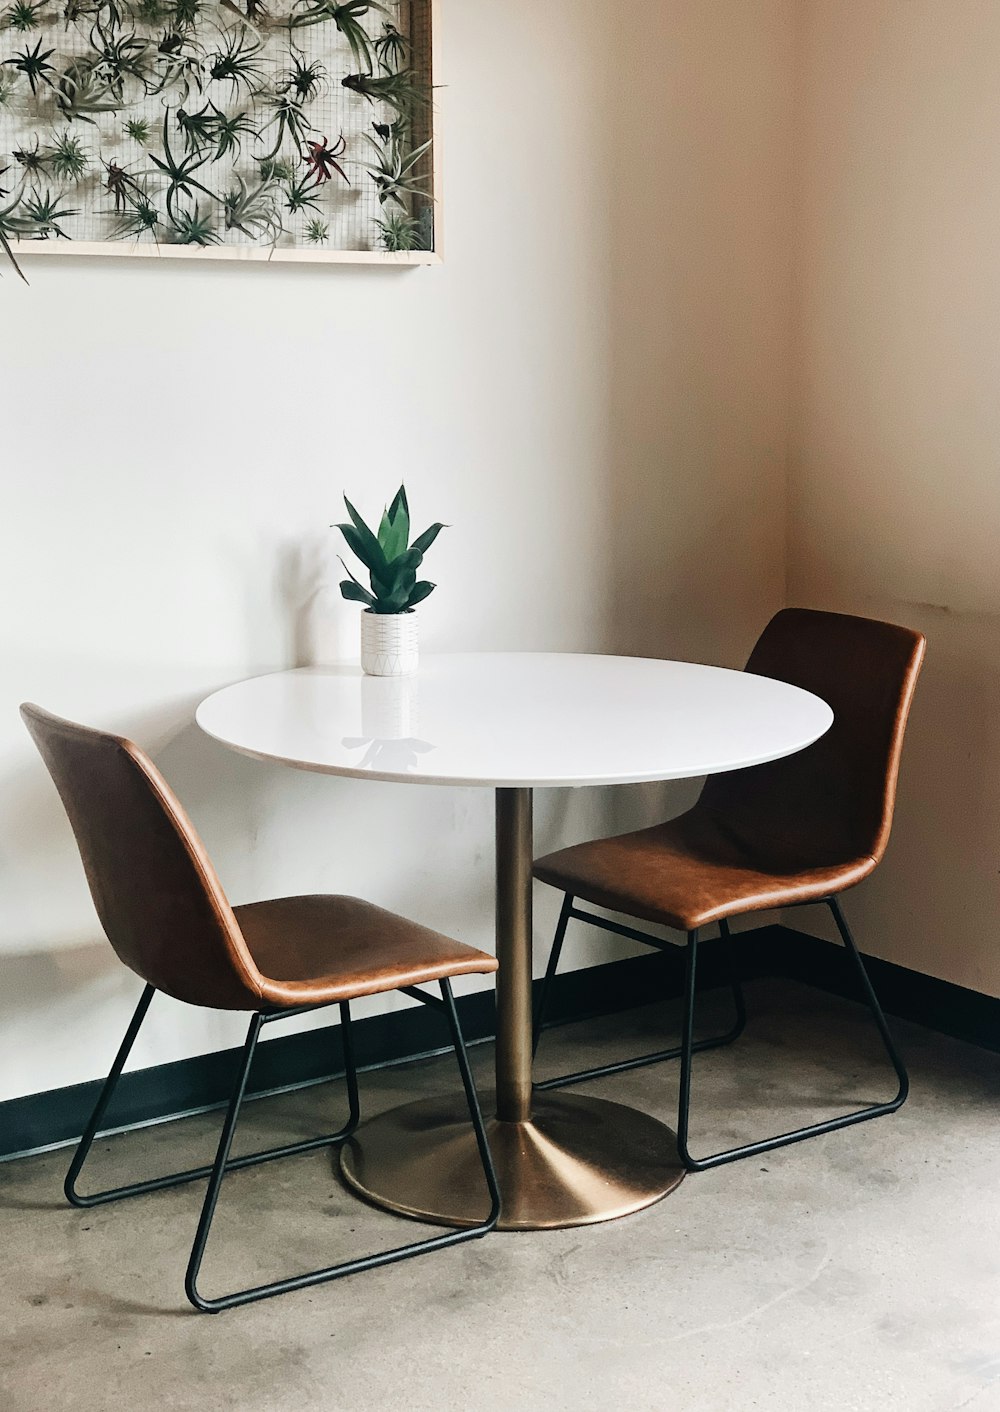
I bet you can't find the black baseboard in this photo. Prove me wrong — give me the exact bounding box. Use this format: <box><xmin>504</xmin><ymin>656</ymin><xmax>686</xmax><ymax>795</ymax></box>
<box><xmin>2</xmin><ymin>921</ymin><xmax>997</xmax><ymax>1162</ymax></box>
<box><xmin>774</xmin><ymin>925</ymin><xmax>1000</xmax><ymax>1056</ymax></box>
<box><xmin>0</xmin><ymin>934</ymin><xmax>735</xmax><ymax>1162</ymax></box>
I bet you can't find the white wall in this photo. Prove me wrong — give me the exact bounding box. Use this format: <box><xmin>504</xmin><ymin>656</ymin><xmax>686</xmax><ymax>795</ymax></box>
<box><xmin>0</xmin><ymin>0</ymin><xmax>795</xmax><ymax>1105</ymax></box>
<box><xmin>791</xmin><ymin>0</ymin><xmax>1000</xmax><ymax>998</ymax></box>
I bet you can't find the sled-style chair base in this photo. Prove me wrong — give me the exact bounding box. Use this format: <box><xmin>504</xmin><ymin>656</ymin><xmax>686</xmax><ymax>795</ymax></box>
<box><xmin>67</xmin><ymin>979</ymin><xmax>500</xmax><ymax>1313</ymax></box>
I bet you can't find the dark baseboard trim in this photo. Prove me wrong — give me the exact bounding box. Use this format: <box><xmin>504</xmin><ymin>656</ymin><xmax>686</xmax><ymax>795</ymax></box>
<box><xmin>2</xmin><ymin>921</ymin><xmax>996</xmax><ymax>1162</ymax></box>
<box><xmin>0</xmin><ymin>933</ymin><xmax>743</xmax><ymax>1163</ymax></box>
<box><xmin>774</xmin><ymin>924</ymin><xmax>1000</xmax><ymax>1056</ymax></box>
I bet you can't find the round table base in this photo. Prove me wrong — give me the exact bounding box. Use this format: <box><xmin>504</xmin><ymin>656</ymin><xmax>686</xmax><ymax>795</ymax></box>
<box><xmin>340</xmin><ymin>1091</ymin><xmax>684</xmax><ymax>1231</ymax></box>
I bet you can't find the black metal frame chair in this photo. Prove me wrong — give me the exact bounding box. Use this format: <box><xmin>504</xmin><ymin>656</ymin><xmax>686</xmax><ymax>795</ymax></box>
<box><xmin>532</xmin><ymin>894</ymin><xmax>908</xmax><ymax>1171</ymax></box>
<box><xmin>68</xmin><ymin>980</ymin><xmax>501</xmax><ymax>1313</ymax></box>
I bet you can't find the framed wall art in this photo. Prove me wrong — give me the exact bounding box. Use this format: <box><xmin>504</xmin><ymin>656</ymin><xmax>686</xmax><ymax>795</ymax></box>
<box><xmin>0</xmin><ymin>0</ymin><xmax>438</xmax><ymax>275</ymax></box>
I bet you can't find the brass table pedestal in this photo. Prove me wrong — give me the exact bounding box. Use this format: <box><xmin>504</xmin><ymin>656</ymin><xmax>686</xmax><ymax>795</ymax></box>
<box><xmin>341</xmin><ymin>788</ymin><xmax>684</xmax><ymax>1231</ymax></box>
<box><xmin>341</xmin><ymin>1090</ymin><xmax>683</xmax><ymax>1230</ymax></box>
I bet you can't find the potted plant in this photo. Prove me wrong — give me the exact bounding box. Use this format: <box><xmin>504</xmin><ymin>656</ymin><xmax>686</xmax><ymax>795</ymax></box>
<box><xmin>335</xmin><ymin>485</ymin><xmax>444</xmax><ymax>676</ymax></box>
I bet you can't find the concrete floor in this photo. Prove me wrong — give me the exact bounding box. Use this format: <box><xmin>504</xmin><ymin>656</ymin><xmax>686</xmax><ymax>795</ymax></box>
<box><xmin>2</xmin><ymin>978</ymin><xmax>999</xmax><ymax>1412</ymax></box>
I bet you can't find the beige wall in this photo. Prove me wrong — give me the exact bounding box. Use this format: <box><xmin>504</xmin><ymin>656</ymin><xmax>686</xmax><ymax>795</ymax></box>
<box><xmin>0</xmin><ymin>1</ymin><xmax>795</xmax><ymax>1103</ymax></box>
<box><xmin>791</xmin><ymin>1</ymin><xmax>1000</xmax><ymax>995</ymax></box>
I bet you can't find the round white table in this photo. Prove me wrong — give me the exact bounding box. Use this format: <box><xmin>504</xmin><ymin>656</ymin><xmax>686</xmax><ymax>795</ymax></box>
<box><xmin>197</xmin><ymin>653</ymin><xmax>832</xmax><ymax>1230</ymax></box>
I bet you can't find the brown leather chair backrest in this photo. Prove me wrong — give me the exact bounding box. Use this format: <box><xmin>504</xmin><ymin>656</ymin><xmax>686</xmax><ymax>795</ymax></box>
<box><xmin>698</xmin><ymin>608</ymin><xmax>926</xmax><ymax>868</ymax></box>
<box><xmin>21</xmin><ymin>705</ymin><xmax>265</xmax><ymax>1011</ymax></box>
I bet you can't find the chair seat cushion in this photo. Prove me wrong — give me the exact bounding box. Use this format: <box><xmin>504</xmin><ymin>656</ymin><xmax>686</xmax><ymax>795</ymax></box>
<box><xmin>234</xmin><ymin>895</ymin><xmax>498</xmax><ymax>1008</ymax></box>
<box><xmin>533</xmin><ymin>810</ymin><xmax>876</xmax><ymax>933</ymax></box>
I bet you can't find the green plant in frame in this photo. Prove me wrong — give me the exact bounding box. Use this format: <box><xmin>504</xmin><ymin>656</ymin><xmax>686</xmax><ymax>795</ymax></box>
<box><xmin>53</xmin><ymin>59</ymin><xmax>124</xmax><ymax>123</ymax></box>
<box><xmin>223</xmin><ymin>172</ymin><xmax>282</xmax><ymax>240</ymax></box>
<box><xmin>373</xmin><ymin>21</ymin><xmax>405</xmax><ymax>72</ymax></box>
<box><xmin>304</xmin><ymin>216</ymin><xmax>327</xmax><ymax>242</ymax></box>
<box><xmin>364</xmin><ymin>125</ymin><xmax>430</xmax><ymax>208</ymax></box>
<box><xmin>5</xmin><ymin>0</ymin><xmax>46</xmax><ymax>32</ymax></box>
<box><xmin>375</xmin><ymin>207</ymin><xmax>421</xmax><ymax>252</ymax></box>
<box><xmin>123</xmin><ymin>115</ymin><xmax>150</xmax><ymax>142</ymax></box>
<box><xmin>283</xmin><ymin>171</ymin><xmax>322</xmax><ymax>215</ymax></box>
<box><xmin>167</xmin><ymin>199</ymin><xmax>218</xmax><ymax>243</ymax></box>
<box><xmin>212</xmin><ymin>108</ymin><xmax>257</xmax><ymax>162</ymax></box>
<box><xmin>14</xmin><ymin>186</ymin><xmax>79</xmax><ymax>236</ymax></box>
<box><xmin>0</xmin><ymin>179</ymin><xmax>28</xmax><ymax>280</ymax></box>
<box><xmin>4</xmin><ymin>36</ymin><xmax>56</xmax><ymax>95</ymax></box>
<box><xmin>290</xmin><ymin>0</ymin><xmax>386</xmax><ymax>74</ymax></box>
<box><xmin>281</xmin><ymin>52</ymin><xmax>325</xmax><ymax>103</ymax></box>
<box><xmin>148</xmin><ymin>108</ymin><xmax>214</xmax><ymax>216</ymax></box>
<box><xmin>335</xmin><ymin>485</ymin><xmax>444</xmax><ymax>615</ymax></box>
<box><xmin>48</xmin><ymin>130</ymin><xmax>88</xmax><ymax>180</ymax></box>
<box><xmin>341</xmin><ymin>67</ymin><xmax>428</xmax><ymax>118</ymax></box>
<box><xmin>208</xmin><ymin>29</ymin><xmax>265</xmax><ymax>98</ymax></box>
<box><xmin>112</xmin><ymin>179</ymin><xmax>161</xmax><ymax>238</ymax></box>
<box><xmin>12</xmin><ymin>134</ymin><xmax>47</xmax><ymax>178</ymax></box>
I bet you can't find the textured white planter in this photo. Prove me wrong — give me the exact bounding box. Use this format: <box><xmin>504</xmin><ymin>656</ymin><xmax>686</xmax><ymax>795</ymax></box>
<box><xmin>360</xmin><ymin>610</ymin><xmax>419</xmax><ymax>677</ymax></box>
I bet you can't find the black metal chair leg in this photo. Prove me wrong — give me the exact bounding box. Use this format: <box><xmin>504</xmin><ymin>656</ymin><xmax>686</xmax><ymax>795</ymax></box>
<box><xmin>66</xmin><ymin>983</ymin><xmax>155</xmax><ymax>1206</ymax></box>
<box><xmin>532</xmin><ymin>893</ymin><xmax>573</xmax><ymax>1057</ymax></box>
<box><xmin>676</xmin><ymin>901</ymin><xmax>909</xmax><ymax>1172</ymax></box>
<box><xmin>718</xmin><ymin>918</ymin><xmax>748</xmax><ymax>1042</ymax></box>
<box><xmin>532</xmin><ymin>903</ymin><xmax>746</xmax><ymax>1092</ymax></box>
<box><xmin>828</xmin><ymin>896</ymin><xmax>909</xmax><ymax>1104</ymax></box>
<box><xmin>186</xmin><ymin>980</ymin><xmax>499</xmax><ymax>1314</ymax></box>
<box><xmin>66</xmin><ymin>996</ymin><xmax>361</xmax><ymax>1208</ymax></box>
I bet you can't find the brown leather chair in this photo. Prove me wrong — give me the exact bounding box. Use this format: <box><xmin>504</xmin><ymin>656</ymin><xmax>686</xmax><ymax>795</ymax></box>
<box><xmin>21</xmin><ymin>704</ymin><xmax>500</xmax><ymax>1312</ymax></box>
<box><xmin>531</xmin><ymin>608</ymin><xmax>925</xmax><ymax>1171</ymax></box>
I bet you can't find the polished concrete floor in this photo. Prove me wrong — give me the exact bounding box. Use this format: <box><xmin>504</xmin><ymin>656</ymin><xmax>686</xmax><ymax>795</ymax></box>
<box><xmin>2</xmin><ymin>978</ymin><xmax>999</xmax><ymax>1412</ymax></box>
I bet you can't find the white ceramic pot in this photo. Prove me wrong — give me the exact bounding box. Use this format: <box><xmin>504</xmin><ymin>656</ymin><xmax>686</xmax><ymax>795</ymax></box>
<box><xmin>360</xmin><ymin>610</ymin><xmax>419</xmax><ymax>677</ymax></box>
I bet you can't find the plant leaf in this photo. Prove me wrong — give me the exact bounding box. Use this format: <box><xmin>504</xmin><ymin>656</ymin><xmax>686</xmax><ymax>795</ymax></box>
<box><xmin>410</xmin><ymin>522</ymin><xmax>445</xmax><ymax>556</ymax></box>
<box><xmin>387</xmin><ymin>483</ymin><xmax>409</xmax><ymax>524</ymax></box>
<box><xmin>340</xmin><ymin>579</ymin><xmax>375</xmax><ymax>607</ymax></box>
<box><xmin>343</xmin><ymin>496</ymin><xmax>392</xmax><ymax>580</ymax></box>
<box><xmin>379</xmin><ymin>499</ymin><xmax>409</xmax><ymax>562</ymax></box>
<box><xmin>407</xmin><ymin>580</ymin><xmax>436</xmax><ymax>607</ymax></box>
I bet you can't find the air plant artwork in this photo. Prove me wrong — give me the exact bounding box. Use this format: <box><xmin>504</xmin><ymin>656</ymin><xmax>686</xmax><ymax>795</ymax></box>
<box><xmin>0</xmin><ymin>0</ymin><xmax>434</xmax><ymax>278</ymax></box>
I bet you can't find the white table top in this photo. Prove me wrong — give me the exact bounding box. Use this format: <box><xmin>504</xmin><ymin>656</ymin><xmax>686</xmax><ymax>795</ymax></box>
<box><xmin>195</xmin><ymin>654</ymin><xmax>833</xmax><ymax>789</ymax></box>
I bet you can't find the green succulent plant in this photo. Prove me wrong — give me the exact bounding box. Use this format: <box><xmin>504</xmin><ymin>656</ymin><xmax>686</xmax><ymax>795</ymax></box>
<box><xmin>335</xmin><ymin>485</ymin><xmax>443</xmax><ymax>614</ymax></box>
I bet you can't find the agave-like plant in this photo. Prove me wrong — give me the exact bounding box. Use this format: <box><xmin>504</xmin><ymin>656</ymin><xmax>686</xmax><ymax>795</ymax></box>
<box><xmin>335</xmin><ymin>485</ymin><xmax>443</xmax><ymax>614</ymax></box>
<box><xmin>375</xmin><ymin>207</ymin><xmax>422</xmax><ymax>252</ymax></box>
<box><xmin>5</xmin><ymin>0</ymin><xmax>46</xmax><ymax>31</ymax></box>
<box><xmin>341</xmin><ymin>68</ymin><xmax>428</xmax><ymax>117</ymax></box>
<box><xmin>48</xmin><ymin>130</ymin><xmax>88</xmax><ymax>181</ymax></box>
<box><xmin>15</xmin><ymin>186</ymin><xmax>79</xmax><ymax>237</ymax></box>
<box><xmin>167</xmin><ymin>199</ymin><xmax>218</xmax><ymax>244</ymax></box>
<box><xmin>4</xmin><ymin>36</ymin><xmax>57</xmax><ymax>96</ymax></box>
<box><xmin>112</xmin><ymin>180</ymin><xmax>161</xmax><ymax>238</ymax></box>
<box><xmin>223</xmin><ymin>172</ymin><xmax>282</xmax><ymax>241</ymax></box>
<box><xmin>0</xmin><ymin>179</ymin><xmax>29</xmax><ymax>281</ymax></box>
<box><xmin>290</xmin><ymin>0</ymin><xmax>385</xmax><ymax>73</ymax></box>
<box><xmin>374</xmin><ymin>22</ymin><xmax>406</xmax><ymax>72</ymax></box>
<box><xmin>53</xmin><ymin>58</ymin><xmax>124</xmax><ymax>123</ymax></box>
<box><xmin>148</xmin><ymin>108</ymin><xmax>214</xmax><ymax>216</ymax></box>
<box><xmin>208</xmin><ymin>29</ymin><xmax>265</xmax><ymax>97</ymax></box>
<box><xmin>364</xmin><ymin>126</ymin><xmax>430</xmax><ymax>208</ymax></box>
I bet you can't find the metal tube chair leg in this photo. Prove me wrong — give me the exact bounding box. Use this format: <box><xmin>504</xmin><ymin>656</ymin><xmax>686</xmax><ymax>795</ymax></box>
<box><xmin>66</xmin><ymin>988</ymin><xmax>361</xmax><ymax>1209</ymax></box>
<box><xmin>676</xmin><ymin>900</ymin><xmax>909</xmax><ymax>1172</ymax></box>
<box><xmin>186</xmin><ymin>979</ymin><xmax>501</xmax><ymax>1313</ymax></box>
<box><xmin>531</xmin><ymin>899</ymin><xmax>746</xmax><ymax>1092</ymax></box>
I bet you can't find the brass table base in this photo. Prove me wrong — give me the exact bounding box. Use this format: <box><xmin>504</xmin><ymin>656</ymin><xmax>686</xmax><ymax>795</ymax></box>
<box><xmin>340</xmin><ymin>1090</ymin><xmax>684</xmax><ymax>1231</ymax></box>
